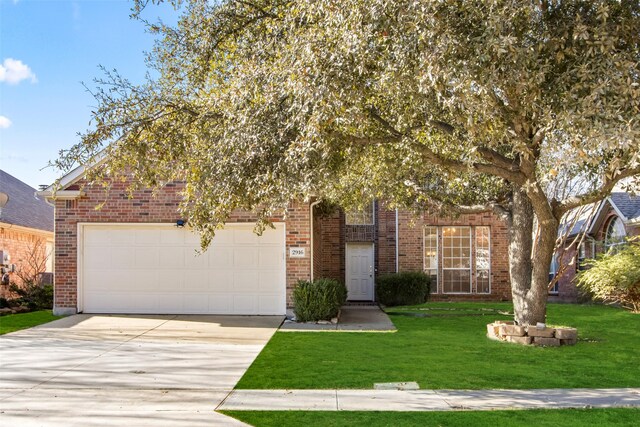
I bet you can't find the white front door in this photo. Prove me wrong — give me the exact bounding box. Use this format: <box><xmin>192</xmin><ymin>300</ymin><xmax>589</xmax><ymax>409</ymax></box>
<box><xmin>346</xmin><ymin>243</ymin><xmax>375</xmax><ymax>301</ymax></box>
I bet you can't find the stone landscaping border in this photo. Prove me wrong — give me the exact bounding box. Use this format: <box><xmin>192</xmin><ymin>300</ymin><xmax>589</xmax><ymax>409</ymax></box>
<box><xmin>487</xmin><ymin>320</ymin><xmax>577</xmax><ymax>346</ymax></box>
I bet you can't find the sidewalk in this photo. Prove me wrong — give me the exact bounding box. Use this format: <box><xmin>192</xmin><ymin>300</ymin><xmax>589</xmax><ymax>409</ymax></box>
<box><xmin>218</xmin><ymin>388</ymin><xmax>640</xmax><ymax>411</ymax></box>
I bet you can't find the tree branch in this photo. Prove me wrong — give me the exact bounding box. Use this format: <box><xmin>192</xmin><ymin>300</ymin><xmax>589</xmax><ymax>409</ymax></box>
<box><xmin>556</xmin><ymin>165</ymin><xmax>640</xmax><ymax>217</ymax></box>
<box><xmin>476</xmin><ymin>146</ymin><xmax>519</xmax><ymax>172</ymax></box>
<box><xmin>416</xmin><ymin>144</ymin><xmax>526</xmax><ymax>184</ymax></box>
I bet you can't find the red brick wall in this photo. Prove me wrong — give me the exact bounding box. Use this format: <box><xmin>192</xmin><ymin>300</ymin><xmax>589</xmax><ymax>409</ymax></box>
<box><xmin>316</xmin><ymin>209</ymin><xmax>343</xmax><ymax>283</ymax></box>
<box><xmin>53</xmin><ymin>179</ymin><xmax>311</xmax><ymax>313</ymax></box>
<box><xmin>397</xmin><ymin>210</ymin><xmax>511</xmax><ymax>301</ymax></box>
<box><xmin>376</xmin><ymin>203</ymin><xmax>397</xmax><ymax>276</ymax></box>
<box><xmin>0</xmin><ymin>225</ymin><xmax>53</xmax><ymax>298</ymax></box>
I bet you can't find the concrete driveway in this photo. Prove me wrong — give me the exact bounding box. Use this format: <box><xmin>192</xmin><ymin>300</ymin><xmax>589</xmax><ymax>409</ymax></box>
<box><xmin>0</xmin><ymin>314</ymin><xmax>282</xmax><ymax>426</ymax></box>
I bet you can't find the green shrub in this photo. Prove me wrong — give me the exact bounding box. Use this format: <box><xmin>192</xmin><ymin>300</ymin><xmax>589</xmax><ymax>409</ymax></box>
<box><xmin>577</xmin><ymin>240</ymin><xmax>640</xmax><ymax>312</ymax></box>
<box><xmin>376</xmin><ymin>271</ymin><xmax>431</xmax><ymax>307</ymax></box>
<box><xmin>8</xmin><ymin>281</ymin><xmax>54</xmax><ymax>311</ymax></box>
<box><xmin>293</xmin><ymin>278</ymin><xmax>347</xmax><ymax>322</ymax></box>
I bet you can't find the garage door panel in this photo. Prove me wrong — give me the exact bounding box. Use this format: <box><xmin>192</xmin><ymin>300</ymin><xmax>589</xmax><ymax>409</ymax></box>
<box><xmin>210</xmin><ymin>229</ymin><xmax>233</xmax><ymax>244</ymax></box>
<box><xmin>128</xmin><ymin>269</ymin><xmax>159</xmax><ymax>290</ymax></box>
<box><xmin>183</xmin><ymin>294</ymin><xmax>209</xmax><ymax>313</ymax></box>
<box><xmin>84</xmin><ymin>271</ymin><xmax>112</xmax><ymax>292</ymax></box>
<box><xmin>256</xmin><ymin>229</ymin><xmax>283</xmax><ymax>245</ymax></box>
<box><xmin>234</xmin><ymin>270</ymin><xmax>260</xmax><ymax>292</ymax></box>
<box><xmin>111</xmin><ymin>247</ymin><xmax>136</xmax><ymax>268</ymax></box>
<box><xmin>208</xmin><ymin>295</ymin><xmax>233</xmax><ymax>313</ymax></box>
<box><xmin>81</xmin><ymin>223</ymin><xmax>286</xmax><ymax>314</ymax></box>
<box><xmin>159</xmin><ymin>229</ymin><xmax>184</xmax><ymax>245</ymax></box>
<box><xmin>233</xmin><ymin>247</ymin><xmax>258</xmax><ymax>268</ymax></box>
<box><xmin>259</xmin><ymin>295</ymin><xmax>284</xmax><ymax>314</ymax></box>
<box><xmin>135</xmin><ymin>229</ymin><xmax>161</xmax><ymax>245</ymax></box>
<box><xmin>233</xmin><ymin>295</ymin><xmax>257</xmax><ymax>313</ymax></box>
<box><xmin>259</xmin><ymin>247</ymin><xmax>282</xmax><ymax>267</ymax></box>
<box><xmin>84</xmin><ymin>228</ymin><xmax>114</xmax><ymax>246</ymax></box>
<box><xmin>208</xmin><ymin>248</ymin><xmax>233</xmax><ymax>267</ymax></box>
<box><xmin>208</xmin><ymin>270</ymin><xmax>233</xmax><ymax>291</ymax></box>
<box><xmin>135</xmin><ymin>247</ymin><xmax>161</xmax><ymax>269</ymax></box>
<box><xmin>184</xmin><ymin>251</ymin><xmax>208</xmax><ymax>269</ymax></box>
<box><xmin>233</xmin><ymin>230</ymin><xmax>258</xmax><ymax>245</ymax></box>
<box><xmin>163</xmin><ymin>246</ymin><xmax>185</xmax><ymax>268</ymax></box>
<box><xmin>184</xmin><ymin>270</ymin><xmax>208</xmax><ymax>291</ymax></box>
<box><xmin>259</xmin><ymin>271</ymin><xmax>282</xmax><ymax>292</ymax></box>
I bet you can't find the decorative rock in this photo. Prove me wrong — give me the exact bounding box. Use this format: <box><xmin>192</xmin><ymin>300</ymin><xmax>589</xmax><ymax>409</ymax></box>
<box><xmin>487</xmin><ymin>323</ymin><xmax>500</xmax><ymax>338</ymax></box>
<box><xmin>526</xmin><ymin>326</ymin><xmax>555</xmax><ymax>338</ymax></box>
<box><xmin>500</xmin><ymin>324</ymin><xmax>526</xmax><ymax>337</ymax></box>
<box><xmin>494</xmin><ymin>320</ymin><xmax>515</xmax><ymax>325</ymax></box>
<box><xmin>317</xmin><ymin>320</ymin><xmax>332</xmax><ymax>325</ymax></box>
<box><xmin>330</xmin><ymin>317</ymin><xmax>338</xmax><ymax>324</ymax></box>
<box><xmin>506</xmin><ymin>335</ymin><xmax>532</xmax><ymax>345</ymax></box>
<box><xmin>533</xmin><ymin>337</ymin><xmax>561</xmax><ymax>347</ymax></box>
<box><xmin>555</xmin><ymin>328</ymin><xmax>578</xmax><ymax>340</ymax></box>
<box><xmin>561</xmin><ymin>338</ymin><xmax>578</xmax><ymax>346</ymax></box>
<box><xmin>0</xmin><ymin>307</ymin><xmax>12</xmax><ymax>315</ymax></box>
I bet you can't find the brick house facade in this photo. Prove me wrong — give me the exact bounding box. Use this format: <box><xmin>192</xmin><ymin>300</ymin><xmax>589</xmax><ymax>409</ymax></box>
<box><xmin>553</xmin><ymin>193</ymin><xmax>640</xmax><ymax>302</ymax></box>
<box><xmin>0</xmin><ymin>170</ymin><xmax>54</xmax><ymax>299</ymax></box>
<box><xmin>42</xmin><ymin>166</ymin><xmax>515</xmax><ymax>315</ymax></box>
<box><xmin>313</xmin><ymin>203</ymin><xmax>511</xmax><ymax>302</ymax></box>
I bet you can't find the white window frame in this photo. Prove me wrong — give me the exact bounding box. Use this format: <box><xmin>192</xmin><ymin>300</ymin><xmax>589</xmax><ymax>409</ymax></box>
<box><xmin>345</xmin><ymin>201</ymin><xmax>375</xmax><ymax>225</ymax></box>
<box><xmin>441</xmin><ymin>226</ymin><xmax>472</xmax><ymax>294</ymax></box>
<box><xmin>549</xmin><ymin>254</ymin><xmax>560</xmax><ymax>294</ymax></box>
<box><xmin>475</xmin><ymin>226</ymin><xmax>491</xmax><ymax>294</ymax></box>
<box><xmin>423</xmin><ymin>226</ymin><xmax>439</xmax><ymax>293</ymax></box>
<box><xmin>604</xmin><ymin>216</ymin><xmax>626</xmax><ymax>253</ymax></box>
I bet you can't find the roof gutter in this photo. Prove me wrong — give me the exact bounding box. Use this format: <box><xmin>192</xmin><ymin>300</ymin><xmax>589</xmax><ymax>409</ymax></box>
<box><xmin>36</xmin><ymin>190</ymin><xmax>85</xmax><ymax>204</ymax></box>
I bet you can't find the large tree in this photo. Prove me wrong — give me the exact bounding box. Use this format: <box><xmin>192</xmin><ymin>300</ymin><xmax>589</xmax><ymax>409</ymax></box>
<box><xmin>56</xmin><ymin>0</ymin><xmax>640</xmax><ymax>325</ymax></box>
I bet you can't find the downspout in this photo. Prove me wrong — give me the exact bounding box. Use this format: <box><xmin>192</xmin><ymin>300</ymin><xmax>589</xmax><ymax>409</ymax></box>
<box><xmin>395</xmin><ymin>208</ymin><xmax>399</xmax><ymax>273</ymax></box>
<box><xmin>310</xmin><ymin>200</ymin><xmax>321</xmax><ymax>281</ymax></box>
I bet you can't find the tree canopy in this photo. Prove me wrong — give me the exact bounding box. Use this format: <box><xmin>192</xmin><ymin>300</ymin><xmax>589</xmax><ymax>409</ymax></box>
<box><xmin>55</xmin><ymin>0</ymin><xmax>640</xmax><ymax>323</ymax></box>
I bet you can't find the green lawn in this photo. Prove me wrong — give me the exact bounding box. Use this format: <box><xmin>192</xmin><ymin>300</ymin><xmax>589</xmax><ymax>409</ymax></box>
<box><xmin>221</xmin><ymin>408</ymin><xmax>640</xmax><ymax>427</ymax></box>
<box><xmin>236</xmin><ymin>302</ymin><xmax>640</xmax><ymax>390</ymax></box>
<box><xmin>0</xmin><ymin>310</ymin><xmax>61</xmax><ymax>335</ymax></box>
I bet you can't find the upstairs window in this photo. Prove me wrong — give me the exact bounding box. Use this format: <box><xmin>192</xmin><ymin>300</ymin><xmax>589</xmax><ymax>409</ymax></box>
<box><xmin>345</xmin><ymin>201</ymin><xmax>375</xmax><ymax>225</ymax></box>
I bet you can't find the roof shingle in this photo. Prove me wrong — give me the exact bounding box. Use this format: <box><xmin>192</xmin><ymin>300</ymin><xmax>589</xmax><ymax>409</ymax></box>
<box><xmin>0</xmin><ymin>170</ymin><xmax>54</xmax><ymax>232</ymax></box>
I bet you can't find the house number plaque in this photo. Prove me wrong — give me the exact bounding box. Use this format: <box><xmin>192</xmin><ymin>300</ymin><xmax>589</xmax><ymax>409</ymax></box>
<box><xmin>289</xmin><ymin>248</ymin><xmax>306</xmax><ymax>258</ymax></box>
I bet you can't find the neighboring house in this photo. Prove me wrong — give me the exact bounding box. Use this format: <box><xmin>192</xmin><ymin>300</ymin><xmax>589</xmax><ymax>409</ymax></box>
<box><xmin>0</xmin><ymin>170</ymin><xmax>54</xmax><ymax>298</ymax></box>
<box><xmin>40</xmin><ymin>165</ymin><xmax>511</xmax><ymax>316</ymax></box>
<box><xmin>553</xmin><ymin>192</ymin><xmax>640</xmax><ymax>302</ymax></box>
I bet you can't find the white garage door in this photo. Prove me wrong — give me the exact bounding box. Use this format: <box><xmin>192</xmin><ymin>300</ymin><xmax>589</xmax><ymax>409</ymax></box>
<box><xmin>80</xmin><ymin>223</ymin><xmax>286</xmax><ymax>315</ymax></box>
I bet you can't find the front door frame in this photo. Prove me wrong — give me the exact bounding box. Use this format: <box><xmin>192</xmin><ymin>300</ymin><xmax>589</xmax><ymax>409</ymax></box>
<box><xmin>345</xmin><ymin>242</ymin><xmax>375</xmax><ymax>301</ymax></box>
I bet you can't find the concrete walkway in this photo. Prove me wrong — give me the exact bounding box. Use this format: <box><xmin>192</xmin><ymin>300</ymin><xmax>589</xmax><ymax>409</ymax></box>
<box><xmin>280</xmin><ymin>305</ymin><xmax>396</xmax><ymax>332</ymax></box>
<box><xmin>219</xmin><ymin>388</ymin><xmax>640</xmax><ymax>411</ymax></box>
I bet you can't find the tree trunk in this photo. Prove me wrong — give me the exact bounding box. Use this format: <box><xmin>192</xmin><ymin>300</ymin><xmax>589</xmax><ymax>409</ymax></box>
<box><xmin>508</xmin><ymin>187</ymin><xmax>557</xmax><ymax>325</ymax></box>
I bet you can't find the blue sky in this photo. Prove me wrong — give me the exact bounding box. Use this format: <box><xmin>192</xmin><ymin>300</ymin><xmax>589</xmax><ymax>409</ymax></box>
<box><xmin>0</xmin><ymin>0</ymin><xmax>178</xmax><ymax>189</ymax></box>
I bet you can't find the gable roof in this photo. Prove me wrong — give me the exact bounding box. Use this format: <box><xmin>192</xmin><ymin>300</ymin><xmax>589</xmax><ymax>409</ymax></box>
<box><xmin>561</xmin><ymin>191</ymin><xmax>640</xmax><ymax>238</ymax></box>
<box><xmin>0</xmin><ymin>169</ymin><xmax>54</xmax><ymax>232</ymax></box>
<box><xmin>609</xmin><ymin>192</ymin><xmax>640</xmax><ymax>221</ymax></box>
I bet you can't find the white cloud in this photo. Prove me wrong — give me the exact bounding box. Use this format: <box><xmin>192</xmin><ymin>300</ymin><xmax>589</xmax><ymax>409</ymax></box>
<box><xmin>0</xmin><ymin>58</ymin><xmax>37</xmax><ymax>85</ymax></box>
<box><xmin>0</xmin><ymin>115</ymin><xmax>12</xmax><ymax>129</ymax></box>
